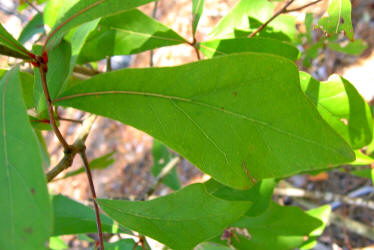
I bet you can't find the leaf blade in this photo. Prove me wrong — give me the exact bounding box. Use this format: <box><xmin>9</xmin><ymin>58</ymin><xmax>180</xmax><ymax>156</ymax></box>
<box><xmin>0</xmin><ymin>67</ymin><xmax>52</xmax><ymax>250</ymax></box>
<box><xmin>57</xmin><ymin>53</ymin><xmax>354</xmax><ymax>189</ymax></box>
<box><xmin>99</xmin><ymin>183</ymin><xmax>252</xmax><ymax>249</ymax></box>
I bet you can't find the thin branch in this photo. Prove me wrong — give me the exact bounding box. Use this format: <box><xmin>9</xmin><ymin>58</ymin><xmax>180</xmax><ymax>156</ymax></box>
<box><xmin>58</xmin><ymin>116</ymin><xmax>83</xmax><ymax>124</ymax></box>
<box><xmin>297</xmin><ymin>199</ymin><xmax>374</xmax><ymax>241</ymax></box>
<box><xmin>24</xmin><ymin>0</ymin><xmax>42</xmax><ymax>14</ymax></box>
<box><xmin>74</xmin><ymin>65</ymin><xmax>100</xmax><ymax>76</ymax></box>
<box><xmin>274</xmin><ymin>184</ymin><xmax>374</xmax><ymax>210</ymax></box>
<box><xmin>40</xmin><ymin>68</ymin><xmax>70</xmax><ymax>150</ymax></box>
<box><xmin>141</xmin><ymin>156</ymin><xmax>180</xmax><ymax>200</ymax></box>
<box><xmin>106</xmin><ymin>56</ymin><xmax>112</xmax><ymax>72</ymax></box>
<box><xmin>80</xmin><ymin>150</ymin><xmax>104</xmax><ymax>250</ymax></box>
<box><xmin>248</xmin><ymin>0</ymin><xmax>295</xmax><ymax>38</ymax></box>
<box><xmin>283</xmin><ymin>0</ymin><xmax>323</xmax><ymax>13</ymax></box>
<box><xmin>46</xmin><ymin>114</ymin><xmax>96</xmax><ymax>182</ymax></box>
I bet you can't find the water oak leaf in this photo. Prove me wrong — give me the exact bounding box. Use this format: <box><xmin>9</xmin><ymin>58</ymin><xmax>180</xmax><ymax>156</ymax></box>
<box><xmin>77</xmin><ymin>9</ymin><xmax>186</xmax><ymax>64</ymax></box>
<box><xmin>52</xmin><ymin>194</ymin><xmax>115</xmax><ymax>235</ymax></box>
<box><xmin>98</xmin><ymin>183</ymin><xmax>252</xmax><ymax>250</ymax></box>
<box><xmin>300</xmin><ymin>72</ymin><xmax>372</xmax><ymax>149</ymax></box>
<box><xmin>230</xmin><ymin>202</ymin><xmax>322</xmax><ymax>250</ymax></box>
<box><xmin>199</xmin><ymin>37</ymin><xmax>299</xmax><ymax>61</ymax></box>
<box><xmin>0</xmin><ymin>24</ymin><xmax>30</xmax><ymax>59</ymax></box>
<box><xmin>0</xmin><ymin>67</ymin><xmax>52</xmax><ymax>250</ymax></box>
<box><xmin>45</xmin><ymin>0</ymin><xmax>156</xmax><ymax>51</ymax></box>
<box><xmin>56</xmin><ymin>53</ymin><xmax>354</xmax><ymax>189</ymax></box>
<box><xmin>317</xmin><ymin>0</ymin><xmax>354</xmax><ymax>40</ymax></box>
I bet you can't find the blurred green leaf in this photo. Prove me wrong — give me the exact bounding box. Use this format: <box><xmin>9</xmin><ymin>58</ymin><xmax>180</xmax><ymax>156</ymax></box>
<box><xmin>52</xmin><ymin>194</ymin><xmax>118</xmax><ymax>236</ymax></box>
<box><xmin>0</xmin><ymin>24</ymin><xmax>31</xmax><ymax>59</ymax></box>
<box><xmin>18</xmin><ymin>13</ymin><xmax>45</xmax><ymax>44</ymax></box>
<box><xmin>57</xmin><ymin>53</ymin><xmax>354</xmax><ymax>189</ymax></box>
<box><xmin>300</xmin><ymin>205</ymin><xmax>332</xmax><ymax>249</ymax></box>
<box><xmin>328</xmin><ymin>39</ymin><xmax>368</xmax><ymax>55</ymax></box>
<box><xmin>230</xmin><ymin>202</ymin><xmax>322</xmax><ymax>250</ymax></box>
<box><xmin>152</xmin><ymin>140</ymin><xmax>181</xmax><ymax>190</ymax></box>
<box><xmin>49</xmin><ymin>236</ymin><xmax>68</xmax><ymax>250</ymax></box>
<box><xmin>205</xmin><ymin>178</ymin><xmax>275</xmax><ymax>217</ymax></box>
<box><xmin>77</xmin><ymin>9</ymin><xmax>186</xmax><ymax>64</ymax></box>
<box><xmin>195</xmin><ymin>242</ymin><xmax>231</xmax><ymax>250</ymax></box>
<box><xmin>317</xmin><ymin>0</ymin><xmax>354</xmax><ymax>40</ymax></box>
<box><xmin>104</xmin><ymin>239</ymin><xmax>142</xmax><ymax>250</ymax></box>
<box><xmin>210</xmin><ymin>0</ymin><xmax>274</xmax><ymax>38</ymax></box>
<box><xmin>0</xmin><ymin>67</ymin><xmax>52</xmax><ymax>250</ymax></box>
<box><xmin>300</xmin><ymin>72</ymin><xmax>372</xmax><ymax>149</ymax></box>
<box><xmin>44</xmin><ymin>0</ymin><xmax>157</xmax><ymax>51</ymax></box>
<box><xmin>192</xmin><ymin>0</ymin><xmax>205</xmax><ymax>36</ymax></box>
<box><xmin>99</xmin><ymin>183</ymin><xmax>252</xmax><ymax>249</ymax></box>
<box><xmin>200</xmin><ymin>37</ymin><xmax>299</xmax><ymax>60</ymax></box>
<box><xmin>33</xmin><ymin>40</ymin><xmax>71</xmax><ymax>114</ymax></box>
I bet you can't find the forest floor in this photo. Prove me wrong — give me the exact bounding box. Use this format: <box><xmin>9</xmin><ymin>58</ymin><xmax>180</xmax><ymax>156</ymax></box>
<box><xmin>1</xmin><ymin>0</ymin><xmax>374</xmax><ymax>249</ymax></box>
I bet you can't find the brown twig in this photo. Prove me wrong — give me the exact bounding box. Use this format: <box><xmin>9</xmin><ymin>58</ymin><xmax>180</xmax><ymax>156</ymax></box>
<box><xmin>46</xmin><ymin>114</ymin><xmax>96</xmax><ymax>182</ymax></box>
<box><xmin>80</xmin><ymin>150</ymin><xmax>104</xmax><ymax>250</ymax></box>
<box><xmin>248</xmin><ymin>0</ymin><xmax>295</xmax><ymax>38</ymax></box>
<box><xmin>283</xmin><ymin>0</ymin><xmax>323</xmax><ymax>13</ymax></box>
<box><xmin>73</xmin><ymin>65</ymin><xmax>100</xmax><ymax>76</ymax></box>
<box><xmin>141</xmin><ymin>156</ymin><xmax>180</xmax><ymax>200</ymax></box>
<box><xmin>40</xmin><ymin>68</ymin><xmax>70</xmax><ymax>150</ymax></box>
<box><xmin>24</xmin><ymin>0</ymin><xmax>41</xmax><ymax>14</ymax></box>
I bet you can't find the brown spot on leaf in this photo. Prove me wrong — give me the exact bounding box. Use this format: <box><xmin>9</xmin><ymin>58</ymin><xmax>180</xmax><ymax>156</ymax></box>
<box><xmin>31</xmin><ymin>188</ymin><xmax>35</xmax><ymax>195</ymax></box>
<box><xmin>233</xmin><ymin>91</ymin><xmax>238</xmax><ymax>96</ymax></box>
<box><xmin>242</xmin><ymin>162</ymin><xmax>257</xmax><ymax>185</ymax></box>
<box><xmin>23</xmin><ymin>227</ymin><xmax>33</xmax><ymax>234</ymax></box>
<box><xmin>221</xmin><ymin>107</ymin><xmax>225</xmax><ymax>110</ymax></box>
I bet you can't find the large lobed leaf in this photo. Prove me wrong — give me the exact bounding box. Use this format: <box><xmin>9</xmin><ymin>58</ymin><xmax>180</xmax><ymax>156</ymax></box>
<box><xmin>77</xmin><ymin>9</ymin><xmax>187</xmax><ymax>64</ymax></box>
<box><xmin>56</xmin><ymin>53</ymin><xmax>354</xmax><ymax>189</ymax></box>
<box><xmin>0</xmin><ymin>67</ymin><xmax>52</xmax><ymax>250</ymax></box>
<box><xmin>99</xmin><ymin>183</ymin><xmax>252</xmax><ymax>250</ymax></box>
<box><xmin>299</xmin><ymin>72</ymin><xmax>372</xmax><ymax>149</ymax></box>
<box><xmin>44</xmin><ymin>0</ymin><xmax>156</xmax><ymax>50</ymax></box>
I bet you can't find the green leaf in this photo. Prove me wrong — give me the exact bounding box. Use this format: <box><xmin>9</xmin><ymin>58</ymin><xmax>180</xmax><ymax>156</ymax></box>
<box><xmin>195</xmin><ymin>242</ymin><xmax>231</xmax><ymax>250</ymax></box>
<box><xmin>18</xmin><ymin>13</ymin><xmax>45</xmax><ymax>44</ymax></box>
<box><xmin>33</xmin><ymin>40</ymin><xmax>71</xmax><ymax>113</ymax></box>
<box><xmin>205</xmin><ymin>178</ymin><xmax>275</xmax><ymax>217</ymax></box>
<box><xmin>210</xmin><ymin>0</ymin><xmax>274</xmax><ymax>39</ymax></box>
<box><xmin>199</xmin><ymin>37</ymin><xmax>299</xmax><ymax>61</ymax></box>
<box><xmin>300</xmin><ymin>205</ymin><xmax>332</xmax><ymax>249</ymax></box>
<box><xmin>0</xmin><ymin>67</ymin><xmax>52</xmax><ymax>250</ymax></box>
<box><xmin>0</xmin><ymin>23</ymin><xmax>31</xmax><ymax>59</ymax></box>
<box><xmin>19</xmin><ymin>71</ymin><xmax>34</xmax><ymax>109</ymax></box>
<box><xmin>77</xmin><ymin>9</ymin><xmax>186</xmax><ymax>64</ymax></box>
<box><xmin>152</xmin><ymin>140</ymin><xmax>181</xmax><ymax>190</ymax></box>
<box><xmin>105</xmin><ymin>239</ymin><xmax>142</xmax><ymax>250</ymax></box>
<box><xmin>328</xmin><ymin>39</ymin><xmax>368</xmax><ymax>55</ymax></box>
<box><xmin>57</xmin><ymin>152</ymin><xmax>115</xmax><ymax>180</ymax></box>
<box><xmin>56</xmin><ymin>53</ymin><xmax>354</xmax><ymax>189</ymax></box>
<box><xmin>49</xmin><ymin>236</ymin><xmax>68</xmax><ymax>250</ymax></box>
<box><xmin>304</xmin><ymin>13</ymin><xmax>314</xmax><ymax>43</ymax></box>
<box><xmin>99</xmin><ymin>183</ymin><xmax>252</xmax><ymax>249</ymax></box>
<box><xmin>350</xmin><ymin>150</ymin><xmax>374</xmax><ymax>166</ymax></box>
<box><xmin>192</xmin><ymin>0</ymin><xmax>205</xmax><ymax>36</ymax></box>
<box><xmin>317</xmin><ymin>0</ymin><xmax>354</xmax><ymax>41</ymax></box>
<box><xmin>45</xmin><ymin>0</ymin><xmax>157</xmax><ymax>51</ymax></box>
<box><xmin>299</xmin><ymin>72</ymin><xmax>372</xmax><ymax>149</ymax></box>
<box><xmin>230</xmin><ymin>202</ymin><xmax>322</xmax><ymax>250</ymax></box>
<box><xmin>52</xmin><ymin>194</ymin><xmax>117</xmax><ymax>235</ymax></box>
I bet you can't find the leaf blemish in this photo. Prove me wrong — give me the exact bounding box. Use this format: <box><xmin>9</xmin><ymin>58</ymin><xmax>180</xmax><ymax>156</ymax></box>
<box><xmin>233</xmin><ymin>91</ymin><xmax>238</xmax><ymax>96</ymax></box>
<box><xmin>242</xmin><ymin>161</ymin><xmax>257</xmax><ymax>184</ymax></box>
<box><xmin>31</xmin><ymin>188</ymin><xmax>35</xmax><ymax>195</ymax></box>
<box><xmin>23</xmin><ymin>227</ymin><xmax>33</xmax><ymax>234</ymax></box>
